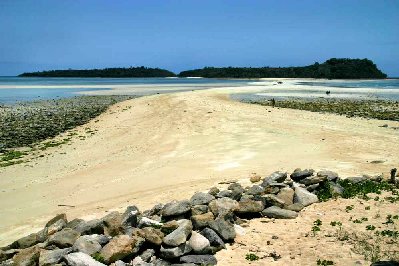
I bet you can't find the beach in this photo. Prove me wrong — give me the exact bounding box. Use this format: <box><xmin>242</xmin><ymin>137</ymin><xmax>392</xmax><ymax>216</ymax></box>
<box><xmin>1</xmin><ymin>82</ymin><xmax>398</xmax><ymax>253</ymax></box>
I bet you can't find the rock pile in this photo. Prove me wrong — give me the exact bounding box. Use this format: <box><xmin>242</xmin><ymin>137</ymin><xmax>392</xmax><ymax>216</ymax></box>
<box><xmin>0</xmin><ymin>168</ymin><xmax>388</xmax><ymax>265</ymax></box>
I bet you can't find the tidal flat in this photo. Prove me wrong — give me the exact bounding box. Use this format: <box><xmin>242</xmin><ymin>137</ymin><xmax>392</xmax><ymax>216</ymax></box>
<box><xmin>0</xmin><ymin>95</ymin><xmax>136</xmax><ymax>167</ymax></box>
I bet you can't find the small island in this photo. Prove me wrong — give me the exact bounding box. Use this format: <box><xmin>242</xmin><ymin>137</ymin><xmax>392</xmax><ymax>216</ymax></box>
<box><xmin>19</xmin><ymin>66</ymin><xmax>176</xmax><ymax>78</ymax></box>
<box><xmin>178</xmin><ymin>58</ymin><xmax>387</xmax><ymax>79</ymax></box>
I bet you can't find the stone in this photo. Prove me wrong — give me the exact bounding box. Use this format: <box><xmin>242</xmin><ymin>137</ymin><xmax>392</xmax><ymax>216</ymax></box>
<box><xmin>64</xmin><ymin>252</ymin><xmax>106</xmax><ymax>266</ymax></box>
<box><xmin>306</xmin><ymin>184</ymin><xmax>320</xmax><ymax>192</ymax></box>
<box><xmin>294</xmin><ymin>187</ymin><xmax>319</xmax><ymax>207</ymax></box>
<box><xmin>330</xmin><ymin>182</ymin><xmax>344</xmax><ymax>196</ymax></box>
<box><xmin>143</xmin><ymin>203</ymin><xmax>164</xmax><ymax>217</ymax></box>
<box><xmin>246</xmin><ymin>185</ymin><xmax>265</xmax><ymax>195</ymax></box>
<box><xmin>236</xmin><ymin>199</ymin><xmax>264</xmax><ymax>214</ymax></box>
<box><xmin>200</xmin><ymin>228</ymin><xmax>225</xmax><ymax>248</ymax></box>
<box><xmin>102</xmin><ymin>212</ymin><xmax>124</xmax><ymax>237</ymax></box>
<box><xmin>317</xmin><ymin>170</ymin><xmax>339</xmax><ymax>181</ymax></box>
<box><xmin>346</xmin><ymin>176</ymin><xmax>369</xmax><ymax>183</ymax></box>
<box><xmin>139</xmin><ymin>217</ymin><xmax>163</xmax><ymax>228</ymax></box>
<box><xmin>290</xmin><ymin>169</ymin><xmax>314</xmax><ymax>182</ymax></box>
<box><xmin>160</xmin><ymin>242</ymin><xmax>192</xmax><ymax>259</ymax></box>
<box><xmin>250</xmin><ymin>174</ymin><xmax>261</xmax><ymax>183</ymax></box>
<box><xmin>45</xmin><ymin>214</ymin><xmax>67</xmax><ymax>228</ymax></box>
<box><xmin>15</xmin><ymin>232</ymin><xmax>42</xmax><ymax>249</ymax></box>
<box><xmin>208</xmin><ymin>198</ymin><xmax>239</xmax><ymax>217</ymax></box>
<box><xmin>100</xmin><ymin>235</ymin><xmax>144</xmax><ymax>264</ymax></box>
<box><xmin>261</xmin><ymin>206</ymin><xmax>298</xmax><ymax>219</ymax></box>
<box><xmin>286</xmin><ymin>203</ymin><xmax>305</xmax><ymax>212</ymax></box>
<box><xmin>0</xmin><ymin>249</ymin><xmax>18</xmax><ymax>262</ymax></box>
<box><xmin>263</xmin><ymin>194</ymin><xmax>285</xmax><ymax>208</ymax></box>
<box><xmin>188</xmin><ymin>231</ymin><xmax>210</xmax><ymax>253</ymax></box>
<box><xmin>45</xmin><ymin>214</ymin><xmax>67</xmax><ymax>236</ymax></box>
<box><xmin>72</xmin><ymin>219</ymin><xmax>104</xmax><ymax>235</ymax></box>
<box><xmin>121</xmin><ymin>206</ymin><xmax>139</xmax><ymax>228</ymax></box>
<box><xmin>72</xmin><ymin>235</ymin><xmax>102</xmax><ymax>255</ymax></box>
<box><xmin>13</xmin><ymin>246</ymin><xmax>40</xmax><ymax>266</ymax></box>
<box><xmin>299</xmin><ymin>175</ymin><xmax>327</xmax><ymax>186</ymax></box>
<box><xmin>208</xmin><ymin>187</ymin><xmax>220</xmax><ymax>197</ymax></box>
<box><xmin>191</xmin><ymin>212</ymin><xmax>214</xmax><ymax>229</ymax></box>
<box><xmin>276</xmin><ymin>187</ymin><xmax>294</xmax><ymax>205</ymax></box>
<box><xmin>138</xmin><ymin>227</ymin><xmax>164</xmax><ymax>246</ymax></box>
<box><xmin>191</xmin><ymin>205</ymin><xmax>208</xmax><ymax>216</ymax></box>
<box><xmin>163</xmin><ymin>220</ymin><xmax>193</xmax><ymax>247</ymax></box>
<box><xmin>208</xmin><ymin>217</ymin><xmax>236</xmax><ymax>241</ymax></box>
<box><xmin>190</xmin><ymin>192</ymin><xmax>215</xmax><ymax>205</ymax></box>
<box><xmin>234</xmin><ymin>224</ymin><xmax>246</xmax><ymax>236</ymax></box>
<box><xmin>216</xmin><ymin>190</ymin><xmax>233</xmax><ymax>198</ymax></box>
<box><xmin>48</xmin><ymin>228</ymin><xmax>80</xmax><ymax>248</ymax></box>
<box><xmin>261</xmin><ymin>171</ymin><xmax>287</xmax><ymax>187</ymax></box>
<box><xmin>140</xmin><ymin>249</ymin><xmax>155</xmax><ymax>262</ymax></box>
<box><xmin>161</xmin><ymin>220</ymin><xmax>179</xmax><ymax>235</ymax></box>
<box><xmin>162</xmin><ymin>200</ymin><xmax>191</xmax><ymax>217</ymax></box>
<box><xmin>39</xmin><ymin>247</ymin><xmax>72</xmax><ymax>266</ymax></box>
<box><xmin>180</xmin><ymin>255</ymin><xmax>217</xmax><ymax>265</ymax></box>
<box><xmin>112</xmin><ymin>260</ymin><xmax>127</xmax><ymax>266</ymax></box>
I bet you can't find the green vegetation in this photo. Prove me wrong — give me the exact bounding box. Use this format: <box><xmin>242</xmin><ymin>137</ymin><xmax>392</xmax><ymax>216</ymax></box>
<box><xmin>19</xmin><ymin>66</ymin><xmax>176</xmax><ymax>78</ymax></box>
<box><xmin>330</xmin><ymin>221</ymin><xmax>342</xmax><ymax>227</ymax></box>
<box><xmin>91</xmin><ymin>252</ymin><xmax>105</xmax><ymax>263</ymax></box>
<box><xmin>317</xmin><ymin>259</ymin><xmax>334</xmax><ymax>265</ymax></box>
<box><xmin>366</xmin><ymin>225</ymin><xmax>376</xmax><ymax>231</ymax></box>
<box><xmin>179</xmin><ymin>58</ymin><xmax>387</xmax><ymax>79</ymax></box>
<box><xmin>245</xmin><ymin>253</ymin><xmax>259</xmax><ymax>261</ymax></box>
<box><xmin>249</xmin><ymin>98</ymin><xmax>399</xmax><ymax>122</ymax></box>
<box><xmin>0</xmin><ymin>95</ymin><xmax>135</xmax><ymax>150</ymax></box>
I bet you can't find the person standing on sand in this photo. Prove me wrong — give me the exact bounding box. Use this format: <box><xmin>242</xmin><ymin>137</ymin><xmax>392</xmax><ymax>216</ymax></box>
<box><xmin>271</xmin><ymin>98</ymin><xmax>276</xmax><ymax>107</ymax></box>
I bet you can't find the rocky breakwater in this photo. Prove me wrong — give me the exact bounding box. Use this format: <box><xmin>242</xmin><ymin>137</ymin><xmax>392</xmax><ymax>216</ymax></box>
<box><xmin>0</xmin><ymin>168</ymin><xmax>395</xmax><ymax>266</ymax></box>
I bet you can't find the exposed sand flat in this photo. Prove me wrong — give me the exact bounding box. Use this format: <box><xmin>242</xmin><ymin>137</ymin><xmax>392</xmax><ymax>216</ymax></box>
<box><xmin>0</xmin><ymin>86</ymin><xmax>398</xmax><ymax>248</ymax></box>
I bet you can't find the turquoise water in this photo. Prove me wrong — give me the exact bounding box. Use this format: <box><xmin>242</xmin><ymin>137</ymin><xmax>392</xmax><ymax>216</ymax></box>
<box><xmin>296</xmin><ymin>79</ymin><xmax>399</xmax><ymax>89</ymax></box>
<box><xmin>0</xmin><ymin>77</ymin><xmax>251</xmax><ymax>104</ymax></box>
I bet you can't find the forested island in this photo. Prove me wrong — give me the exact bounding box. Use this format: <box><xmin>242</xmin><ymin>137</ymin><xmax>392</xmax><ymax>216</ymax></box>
<box><xmin>19</xmin><ymin>58</ymin><xmax>387</xmax><ymax>79</ymax></box>
<box><xmin>179</xmin><ymin>58</ymin><xmax>387</xmax><ymax>79</ymax></box>
<box><xmin>19</xmin><ymin>66</ymin><xmax>176</xmax><ymax>78</ymax></box>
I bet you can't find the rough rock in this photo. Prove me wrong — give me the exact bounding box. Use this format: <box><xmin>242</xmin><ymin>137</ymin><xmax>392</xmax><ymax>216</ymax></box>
<box><xmin>47</xmin><ymin>228</ymin><xmax>80</xmax><ymax>248</ymax></box>
<box><xmin>72</xmin><ymin>235</ymin><xmax>102</xmax><ymax>255</ymax></box>
<box><xmin>200</xmin><ymin>228</ymin><xmax>225</xmax><ymax>248</ymax></box>
<box><xmin>208</xmin><ymin>187</ymin><xmax>220</xmax><ymax>197</ymax></box>
<box><xmin>294</xmin><ymin>187</ymin><xmax>319</xmax><ymax>207</ymax></box>
<box><xmin>138</xmin><ymin>217</ymin><xmax>163</xmax><ymax>229</ymax></box>
<box><xmin>290</xmin><ymin>169</ymin><xmax>314</xmax><ymax>182</ymax></box>
<box><xmin>138</xmin><ymin>227</ymin><xmax>164</xmax><ymax>246</ymax></box>
<box><xmin>188</xmin><ymin>231</ymin><xmax>210</xmax><ymax>253</ymax></box>
<box><xmin>14</xmin><ymin>232</ymin><xmax>43</xmax><ymax>249</ymax></box>
<box><xmin>163</xmin><ymin>220</ymin><xmax>193</xmax><ymax>247</ymax></box>
<box><xmin>140</xmin><ymin>248</ymin><xmax>155</xmax><ymax>262</ymax></box>
<box><xmin>38</xmin><ymin>247</ymin><xmax>72</xmax><ymax>266</ymax></box>
<box><xmin>191</xmin><ymin>205</ymin><xmax>208</xmax><ymax>216</ymax></box>
<box><xmin>250</xmin><ymin>174</ymin><xmax>261</xmax><ymax>183</ymax></box>
<box><xmin>190</xmin><ymin>192</ymin><xmax>215</xmax><ymax>205</ymax></box>
<box><xmin>246</xmin><ymin>185</ymin><xmax>265</xmax><ymax>195</ymax></box>
<box><xmin>346</xmin><ymin>176</ymin><xmax>369</xmax><ymax>183</ymax></box>
<box><xmin>317</xmin><ymin>170</ymin><xmax>339</xmax><ymax>181</ymax></box>
<box><xmin>161</xmin><ymin>220</ymin><xmax>179</xmax><ymax>235</ymax></box>
<box><xmin>143</xmin><ymin>203</ymin><xmax>164</xmax><ymax>217</ymax></box>
<box><xmin>45</xmin><ymin>214</ymin><xmax>67</xmax><ymax>236</ymax></box>
<box><xmin>261</xmin><ymin>171</ymin><xmax>287</xmax><ymax>186</ymax></box>
<box><xmin>208</xmin><ymin>198</ymin><xmax>239</xmax><ymax>217</ymax></box>
<box><xmin>12</xmin><ymin>246</ymin><xmax>40</xmax><ymax>266</ymax></box>
<box><xmin>72</xmin><ymin>219</ymin><xmax>104</xmax><ymax>235</ymax></box>
<box><xmin>64</xmin><ymin>252</ymin><xmax>106</xmax><ymax>266</ymax></box>
<box><xmin>299</xmin><ymin>175</ymin><xmax>327</xmax><ymax>186</ymax></box>
<box><xmin>160</xmin><ymin>242</ymin><xmax>192</xmax><ymax>259</ymax></box>
<box><xmin>236</xmin><ymin>199</ymin><xmax>264</xmax><ymax>214</ymax></box>
<box><xmin>209</xmin><ymin>217</ymin><xmax>236</xmax><ymax>241</ymax></box>
<box><xmin>161</xmin><ymin>200</ymin><xmax>191</xmax><ymax>217</ymax></box>
<box><xmin>330</xmin><ymin>182</ymin><xmax>344</xmax><ymax>196</ymax></box>
<box><xmin>215</xmin><ymin>190</ymin><xmax>233</xmax><ymax>198</ymax></box>
<box><xmin>180</xmin><ymin>255</ymin><xmax>217</xmax><ymax>265</ymax></box>
<box><xmin>100</xmin><ymin>235</ymin><xmax>144</xmax><ymax>264</ymax></box>
<box><xmin>191</xmin><ymin>212</ymin><xmax>214</xmax><ymax>229</ymax></box>
<box><xmin>286</xmin><ymin>203</ymin><xmax>305</xmax><ymax>212</ymax></box>
<box><xmin>102</xmin><ymin>212</ymin><xmax>124</xmax><ymax>237</ymax></box>
<box><xmin>276</xmin><ymin>187</ymin><xmax>294</xmax><ymax>205</ymax></box>
<box><xmin>263</xmin><ymin>194</ymin><xmax>285</xmax><ymax>208</ymax></box>
<box><xmin>261</xmin><ymin>206</ymin><xmax>298</xmax><ymax>219</ymax></box>
<box><xmin>121</xmin><ymin>206</ymin><xmax>139</xmax><ymax>228</ymax></box>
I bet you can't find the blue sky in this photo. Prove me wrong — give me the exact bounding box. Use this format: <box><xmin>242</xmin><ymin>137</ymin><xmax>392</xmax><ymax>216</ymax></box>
<box><xmin>0</xmin><ymin>0</ymin><xmax>398</xmax><ymax>76</ymax></box>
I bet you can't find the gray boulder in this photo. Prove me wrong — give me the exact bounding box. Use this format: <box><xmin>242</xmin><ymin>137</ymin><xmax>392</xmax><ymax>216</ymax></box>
<box><xmin>285</xmin><ymin>203</ymin><xmax>305</xmax><ymax>212</ymax></box>
<box><xmin>137</xmin><ymin>227</ymin><xmax>164</xmax><ymax>246</ymax></box>
<box><xmin>200</xmin><ymin>228</ymin><xmax>225</xmax><ymax>248</ymax></box>
<box><xmin>208</xmin><ymin>198</ymin><xmax>239</xmax><ymax>217</ymax></box>
<box><xmin>294</xmin><ymin>187</ymin><xmax>319</xmax><ymax>207</ymax></box>
<box><xmin>216</xmin><ymin>190</ymin><xmax>233</xmax><ymax>198</ymax></box>
<box><xmin>290</xmin><ymin>169</ymin><xmax>314</xmax><ymax>182</ymax></box>
<box><xmin>64</xmin><ymin>252</ymin><xmax>106</xmax><ymax>266</ymax></box>
<box><xmin>246</xmin><ymin>185</ymin><xmax>265</xmax><ymax>195</ymax></box>
<box><xmin>180</xmin><ymin>255</ymin><xmax>217</xmax><ymax>265</ymax></box>
<box><xmin>102</xmin><ymin>212</ymin><xmax>124</xmax><ymax>237</ymax></box>
<box><xmin>140</xmin><ymin>248</ymin><xmax>155</xmax><ymax>262</ymax></box>
<box><xmin>138</xmin><ymin>217</ymin><xmax>163</xmax><ymax>228</ymax></box>
<box><xmin>163</xmin><ymin>220</ymin><xmax>193</xmax><ymax>247</ymax></box>
<box><xmin>71</xmin><ymin>219</ymin><xmax>104</xmax><ymax>235</ymax></box>
<box><xmin>346</xmin><ymin>176</ymin><xmax>368</xmax><ymax>183</ymax></box>
<box><xmin>191</xmin><ymin>205</ymin><xmax>208</xmax><ymax>216</ymax></box>
<box><xmin>12</xmin><ymin>246</ymin><xmax>40</xmax><ymax>266</ymax></box>
<box><xmin>160</xmin><ymin>242</ymin><xmax>192</xmax><ymax>259</ymax></box>
<box><xmin>263</xmin><ymin>194</ymin><xmax>285</xmax><ymax>208</ymax></box>
<box><xmin>276</xmin><ymin>187</ymin><xmax>294</xmax><ymax>205</ymax></box>
<box><xmin>208</xmin><ymin>187</ymin><xmax>220</xmax><ymax>197</ymax></box>
<box><xmin>236</xmin><ymin>199</ymin><xmax>264</xmax><ymax>214</ymax></box>
<box><xmin>39</xmin><ymin>247</ymin><xmax>72</xmax><ymax>266</ymax></box>
<box><xmin>162</xmin><ymin>200</ymin><xmax>191</xmax><ymax>217</ymax></box>
<box><xmin>261</xmin><ymin>206</ymin><xmax>298</xmax><ymax>219</ymax></box>
<box><xmin>261</xmin><ymin>171</ymin><xmax>287</xmax><ymax>186</ymax></box>
<box><xmin>299</xmin><ymin>175</ymin><xmax>327</xmax><ymax>186</ymax></box>
<box><xmin>191</xmin><ymin>212</ymin><xmax>214</xmax><ymax>229</ymax></box>
<box><xmin>190</xmin><ymin>192</ymin><xmax>215</xmax><ymax>205</ymax></box>
<box><xmin>72</xmin><ymin>235</ymin><xmax>102</xmax><ymax>255</ymax></box>
<box><xmin>100</xmin><ymin>235</ymin><xmax>144</xmax><ymax>264</ymax></box>
<box><xmin>188</xmin><ymin>231</ymin><xmax>210</xmax><ymax>253</ymax></box>
<box><xmin>47</xmin><ymin>228</ymin><xmax>80</xmax><ymax>248</ymax></box>
<box><xmin>317</xmin><ymin>170</ymin><xmax>339</xmax><ymax>181</ymax></box>
<box><xmin>209</xmin><ymin>217</ymin><xmax>236</xmax><ymax>241</ymax></box>
<box><xmin>121</xmin><ymin>206</ymin><xmax>139</xmax><ymax>228</ymax></box>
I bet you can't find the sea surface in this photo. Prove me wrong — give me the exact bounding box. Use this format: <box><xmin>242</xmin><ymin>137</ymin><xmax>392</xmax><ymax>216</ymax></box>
<box><xmin>0</xmin><ymin>77</ymin><xmax>251</xmax><ymax>104</ymax></box>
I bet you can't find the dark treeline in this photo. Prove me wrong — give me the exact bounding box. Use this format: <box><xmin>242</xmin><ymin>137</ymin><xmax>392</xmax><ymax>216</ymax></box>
<box><xmin>178</xmin><ymin>58</ymin><xmax>387</xmax><ymax>79</ymax></box>
<box><xmin>19</xmin><ymin>66</ymin><xmax>176</xmax><ymax>78</ymax></box>
<box><xmin>19</xmin><ymin>58</ymin><xmax>387</xmax><ymax>79</ymax></box>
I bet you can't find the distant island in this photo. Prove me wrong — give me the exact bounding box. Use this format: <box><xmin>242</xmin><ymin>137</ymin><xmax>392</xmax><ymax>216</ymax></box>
<box><xmin>179</xmin><ymin>58</ymin><xmax>387</xmax><ymax>79</ymax></box>
<box><xmin>19</xmin><ymin>58</ymin><xmax>387</xmax><ymax>79</ymax></box>
<box><xmin>19</xmin><ymin>66</ymin><xmax>176</xmax><ymax>78</ymax></box>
